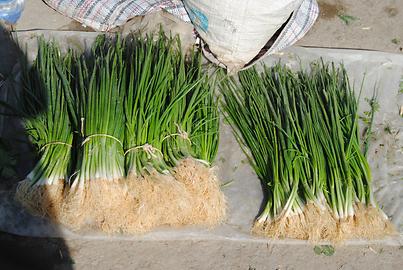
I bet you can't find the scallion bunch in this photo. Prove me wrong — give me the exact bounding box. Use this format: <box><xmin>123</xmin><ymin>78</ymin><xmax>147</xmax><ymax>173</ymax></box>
<box><xmin>123</xmin><ymin>33</ymin><xmax>219</xmax><ymax>177</ymax></box>
<box><xmin>221</xmin><ymin>62</ymin><xmax>384</xmax><ymax>233</ymax></box>
<box><xmin>20</xmin><ymin>39</ymin><xmax>74</xmax><ymax>186</ymax></box>
<box><xmin>72</xmin><ymin>36</ymin><xmax>126</xmax><ymax>188</ymax></box>
<box><xmin>14</xmin><ymin>33</ymin><xmax>225</xmax><ymax>233</ymax></box>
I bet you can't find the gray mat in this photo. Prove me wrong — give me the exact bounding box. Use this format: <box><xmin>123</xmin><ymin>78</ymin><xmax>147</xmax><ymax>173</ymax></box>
<box><xmin>0</xmin><ymin>31</ymin><xmax>402</xmax><ymax>244</ymax></box>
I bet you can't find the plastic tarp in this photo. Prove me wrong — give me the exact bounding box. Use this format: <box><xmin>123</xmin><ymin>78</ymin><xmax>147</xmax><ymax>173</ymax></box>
<box><xmin>0</xmin><ymin>31</ymin><xmax>401</xmax><ymax>245</ymax></box>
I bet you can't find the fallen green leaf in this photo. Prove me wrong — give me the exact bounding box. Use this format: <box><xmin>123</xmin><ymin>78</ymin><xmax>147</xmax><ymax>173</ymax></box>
<box><xmin>391</xmin><ymin>38</ymin><xmax>400</xmax><ymax>45</ymax></box>
<box><xmin>220</xmin><ymin>180</ymin><xmax>234</xmax><ymax>188</ymax></box>
<box><xmin>314</xmin><ymin>245</ymin><xmax>335</xmax><ymax>256</ymax></box>
<box><xmin>314</xmin><ymin>245</ymin><xmax>322</xmax><ymax>255</ymax></box>
<box><xmin>322</xmin><ymin>245</ymin><xmax>335</xmax><ymax>256</ymax></box>
<box><xmin>338</xmin><ymin>14</ymin><xmax>358</xmax><ymax>25</ymax></box>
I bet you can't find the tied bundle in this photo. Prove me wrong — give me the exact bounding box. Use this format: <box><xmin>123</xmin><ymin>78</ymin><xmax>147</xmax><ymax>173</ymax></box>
<box><xmin>221</xmin><ymin>62</ymin><xmax>395</xmax><ymax>241</ymax></box>
<box><xmin>15</xmin><ymin>33</ymin><xmax>225</xmax><ymax>233</ymax></box>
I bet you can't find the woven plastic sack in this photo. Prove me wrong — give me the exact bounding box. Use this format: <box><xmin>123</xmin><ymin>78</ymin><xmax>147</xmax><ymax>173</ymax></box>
<box><xmin>184</xmin><ymin>0</ymin><xmax>319</xmax><ymax>71</ymax></box>
<box><xmin>44</xmin><ymin>0</ymin><xmax>190</xmax><ymax>31</ymax></box>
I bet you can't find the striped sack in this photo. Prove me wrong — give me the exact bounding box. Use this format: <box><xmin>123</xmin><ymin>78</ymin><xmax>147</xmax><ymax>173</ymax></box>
<box><xmin>44</xmin><ymin>0</ymin><xmax>190</xmax><ymax>31</ymax></box>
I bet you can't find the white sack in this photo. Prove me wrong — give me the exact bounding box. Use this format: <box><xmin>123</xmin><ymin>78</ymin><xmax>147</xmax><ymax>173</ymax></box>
<box><xmin>183</xmin><ymin>0</ymin><xmax>314</xmax><ymax>71</ymax></box>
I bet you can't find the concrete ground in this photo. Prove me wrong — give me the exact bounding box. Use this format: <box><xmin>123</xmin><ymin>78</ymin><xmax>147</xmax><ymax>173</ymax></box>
<box><xmin>1</xmin><ymin>1</ymin><xmax>403</xmax><ymax>270</ymax></box>
<box><xmin>1</xmin><ymin>233</ymin><xmax>402</xmax><ymax>270</ymax></box>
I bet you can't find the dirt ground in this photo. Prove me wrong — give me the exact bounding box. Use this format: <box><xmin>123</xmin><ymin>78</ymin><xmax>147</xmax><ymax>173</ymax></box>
<box><xmin>1</xmin><ymin>1</ymin><xmax>403</xmax><ymax>269</ymax></box>
<box><xmin>298</xmin><ymin>0</ymin><xmax>403</xmax><ymax>54</ymax></box>
<box><xmin>15</xmin><ymin>0</ymin><xmax>403</xmax><ymax>54</ymax></box>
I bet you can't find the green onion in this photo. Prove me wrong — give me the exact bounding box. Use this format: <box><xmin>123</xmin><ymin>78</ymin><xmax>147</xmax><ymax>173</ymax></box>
<box><xmin>15</xmin><ymin>33</ymin><xmax>225</xmax><ymax>233</ymax></box>
<box><xmin>123</xmin><ymin>32</ymin><xmax>219</xmax><ymax>176</ymax></box>
<box><xmin>123</xmin><ymin>33</ymin><xmax>175</xmax><ymax>176</ymax></box>
<box><xmin>20</xmin><ymin>33</ymin><xmax>219</xmax><ymax>186</ymax></box>
<box><xmin>20</xmin><ymin>39</ymin><xmax>74</xmax><ymax>186</ymax></box>
<box><xmin>221</xmin><ymin>61</ymin><xmax>389</xmax><ymax>239</ymax></box>
<box><xmin>185</xmin><ymin>52</ymin><xmax>219</xmax><ymax>165</ymax></box>
<box><xmin>72</xmin><ymin>36</ymin><xmax>126</xmax><ymax>188</ymax></box>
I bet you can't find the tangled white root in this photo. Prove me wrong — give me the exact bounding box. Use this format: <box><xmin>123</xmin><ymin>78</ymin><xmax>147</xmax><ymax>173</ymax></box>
<box><xmin>252</xmin><ymin>203</ymin><xmax>396</xmax><ymax>242</ymax></box>
<box><xmin>15</xmin><ymin>158</ymin><xmax>226</xmax><ymax>233</ymax></box>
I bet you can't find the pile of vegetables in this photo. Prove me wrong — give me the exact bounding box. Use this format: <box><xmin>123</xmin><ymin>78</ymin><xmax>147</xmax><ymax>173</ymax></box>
<box><xmin>15</xmin><ymin>33</ymin><xmax>225</xmax><ymax>232</ymax></box>
<box><xmin>221</xmin><ymin>62</ymin><xmax>394</xmax><ymax>240</ymax></box>
<box><xmin>13</xmin><ymin>32</ymin><xmax>392</xmax><ymax>239</ymax></box>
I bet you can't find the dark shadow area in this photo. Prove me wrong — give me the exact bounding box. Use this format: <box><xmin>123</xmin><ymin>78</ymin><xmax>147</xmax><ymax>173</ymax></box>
<box><xmin>244</xmin><ymin>13</ymin><xmax>292</xmax><ymax>68</ymax></box>
<box><xmin>0</xmin><ymin>232</ymin><xmax>74</xmax><ymax>270</ymax></box>
<box><xmin>0</xmin><ymin>25</ymin><xmax>74</xmax><ymax>270</ymax></box>
<box><xmin>254</xmin><ymin>179</ymin><xmax>270</xmax><ymax>221</ymax></box>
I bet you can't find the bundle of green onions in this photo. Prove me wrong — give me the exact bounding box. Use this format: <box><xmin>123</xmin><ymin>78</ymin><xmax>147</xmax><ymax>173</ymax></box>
<box><xmin>71</xmin><ymin>36</ymin><xmax>126</xmax><ymax>189</ymax></box>
<box><xmin>14</xmin><ymin>33</ymin><xmax>225</xmax><ymax>232</ymax></box>
<box><xmin>120</xmin><ymin>34</ymin><xmax>224</xmax><ymax>227</ymax></box>
<box><xmin>21</xmin><ymin>40</ymin><xmax>74</xmax><ymax>186</ymax></box>
<box><xmin>14</xmin><ymin>40</ymin><xmax>75</xmax><ymax>214</ymax></box>
<box><xmin>221</xmin><ymin>62</ymin><xmax>393</xmax><ymax>240</ymax></box>
<box><xmin>123</xmin><ymin>34</ymin><xmax>219</xmax><ymax>177</ymax></box>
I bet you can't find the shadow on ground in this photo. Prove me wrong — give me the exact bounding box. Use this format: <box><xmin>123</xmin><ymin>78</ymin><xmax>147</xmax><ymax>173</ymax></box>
<box><xmin>0</xmin><ymin>24</ymin><xmax>74</xmax><ymax>270</ymax></box>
